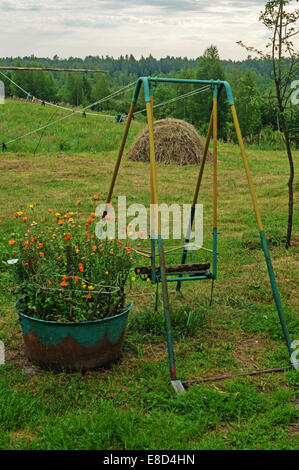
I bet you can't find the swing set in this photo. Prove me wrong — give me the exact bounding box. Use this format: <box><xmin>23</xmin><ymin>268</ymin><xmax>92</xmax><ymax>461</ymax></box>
<box><xmin>103</xmin><ymin>76</ymin><xmax>295</xmax><ymax>393</ymax></box>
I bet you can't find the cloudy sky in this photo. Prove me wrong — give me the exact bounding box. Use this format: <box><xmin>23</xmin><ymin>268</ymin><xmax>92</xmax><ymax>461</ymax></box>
<box><xmin>0</xmin><ymin>1</ymin><xmax>296</xmax><ymax>60</ymax></box>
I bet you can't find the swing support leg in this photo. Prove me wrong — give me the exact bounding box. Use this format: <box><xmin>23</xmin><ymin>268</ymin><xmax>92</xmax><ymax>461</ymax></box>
<box><xmin>231</xmin><ymin>104</ymin><xmax>293</xmax><ymax>358</ymax></box>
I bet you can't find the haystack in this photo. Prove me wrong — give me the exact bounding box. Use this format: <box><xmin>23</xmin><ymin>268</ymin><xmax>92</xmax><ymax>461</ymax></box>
<box><xmin>126</xmin><ymin>118</ymin><xmax>212</xmax><ymax>165</ymax></box>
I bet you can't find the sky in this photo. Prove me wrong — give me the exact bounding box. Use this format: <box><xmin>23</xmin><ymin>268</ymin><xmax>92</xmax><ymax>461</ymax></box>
<box><xmin>0</xmin><ymin>0</ymin><xmax>297</xmax><ymax>61</ymax></box>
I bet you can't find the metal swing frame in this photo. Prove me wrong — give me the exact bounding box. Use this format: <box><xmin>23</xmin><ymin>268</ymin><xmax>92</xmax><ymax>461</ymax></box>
<box><xmin>104</xmin><ymin>76</ymin><xmax>294</xmax><ymax>393</ymax></box>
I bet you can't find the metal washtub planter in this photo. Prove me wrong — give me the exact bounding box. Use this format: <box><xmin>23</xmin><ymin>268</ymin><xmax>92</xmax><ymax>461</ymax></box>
<box><xmin>15</xmin><ymin>301</ymin><xmax>133</xmax><ymax>371</ymax></box>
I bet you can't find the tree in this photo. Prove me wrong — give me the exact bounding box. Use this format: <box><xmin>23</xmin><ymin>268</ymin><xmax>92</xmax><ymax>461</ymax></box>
<box><xmin>235</xmin><ymin>70</ymin><xmax>262</xmax><ymax>137</ymax></box>
<box><xmin>193</xmin><ymin>45</ymin><xmax>228</xmax><ymax>138</ymax></box>
<box><xmin>238</xmin><ymin>0</ymin><xmax>299</xmax><ymax>248</ymax></box>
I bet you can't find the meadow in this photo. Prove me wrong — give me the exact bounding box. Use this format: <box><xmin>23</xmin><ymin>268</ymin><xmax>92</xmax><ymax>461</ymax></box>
<box><xmin>0</xmin><ymin>98</ymin><xmax>298</xmax><ymax>450</ymax></box>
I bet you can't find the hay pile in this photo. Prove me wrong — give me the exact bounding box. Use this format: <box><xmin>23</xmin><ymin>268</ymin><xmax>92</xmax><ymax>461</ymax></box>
<box><xmin>126</xmin><ymin>118</ymin><xmax>212</xmax><ymax>165</ymax></box>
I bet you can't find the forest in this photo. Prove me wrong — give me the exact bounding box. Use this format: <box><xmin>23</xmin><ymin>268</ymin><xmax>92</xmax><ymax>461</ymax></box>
<box><xmin>0</xmin><ymin>46</ymin><xmax>298</xmax><ymax>147</ymax></box>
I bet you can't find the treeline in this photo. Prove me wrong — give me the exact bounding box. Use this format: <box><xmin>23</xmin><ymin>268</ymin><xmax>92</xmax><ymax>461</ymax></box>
<box><xmin>0</xmin><ymin>49</ymin><xmax>297</xmax><ymax>147</ymax></box>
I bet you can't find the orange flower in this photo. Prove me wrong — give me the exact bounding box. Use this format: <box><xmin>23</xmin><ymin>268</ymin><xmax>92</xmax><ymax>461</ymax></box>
<box><xmin>48</xmin><ymin>281</ymin><xmax>52</xmax><ymax>285</ymax></box>
<box><xmin>87</xmin><ymin>294</ymin><xmax>92</xmax><ymax>299</ymax></box>
<box><xmin>117</xmin><ymin>240</ymin><xmax>121</xmax><ymax>246</ymax></box>
<box><xmin>85</xmin><ymin>223</ymin><xmax>89</xmax><ymax>228</ymax></box>
<box><xmin>31</xmin><ymin>237</ymin><xmax>35</xmax><ymax>242</ymax></box>
<box><xmin>38</xmin><ymin>243</ymin><xmax>43</xmax><ymax>248</ymax></box>
<box><xmin>76</xmin><ymin>200</ymin><xmax>81</xmax><ymax>204</ymax></box>
<box><xmin>91</xmin><ymin>212</ymin><xmax>95</xmax><ymax>218</ymax></box>
<box><xmin>61</xmin><ymin>280</ymin><xmax>67</xmax><ymax>287</ymax></box>
<box><xmin>14</xmin><ymin>212</ymin><xmax>19</xmax><ymax>218</ymax></box>
<box><xmin>67</xmin><ymin>232</ymin><xmax>71</xmax><ymax>239</ymax></box>
<box><xmin>88</xmin><ymin>218</ymin><xmax>92</xmax><ymax>224</ymax></box>
<box><xmin>74</xmin><ymin>275</ymin><xmax>79</xmax><ymax>282</ymax></box>
<box><xmin>125</xmin><ymin>247</ymin><xmax>132</xmax><ymax>252</ymax></box>
<box><xmin>136</xmin><ymin>268</ymin><xmax>141</xmax><ymax>274</ymax></box>
<box><xmin>57</xmin><ymin>256</ymin><xmax>61</xmax><ymax>261</ymax></box>
<box><xmin>92</xmin><ymin>245</ymin><xmax>97</xmax><ymax>252</ymax></box>
<box><xmin>24</xmin><ymin>262</ymin><xmax>28</xmax><ymax>266</ymax></box>
<box><xmin>93</xmin><ymin>195</ymin><xmax>99</xmax><ymax>200</ymax></box>
<box><xmin>24</xmin><ymin>241</ymin><xmax>29</xmax><ymax>248</ymax></box>
<box><xmin>85</xmin><ymin>231</ymin><xmax>90</xmax><ymax>237</ymax></box>
<box><xmin>65</xmin><ymin>213</ymin><xmax>70</xmax><ymax>219</ymax></box>
<box><xmin>39</xmin><ymin>252</ymin><xmax>44</xmax><ymax>257</ymax></box>
<box><xmin>78</xmin><ymin>263</ymin><xmax>84</xmax><ymax>272</ymax></box>
<box><xmin>90</xmin><ymin>234</ymin><xmax>94</xmax><ymax>239</ymax></box>
<box><xmin>58</xmin><ymin>220</ymin><xmax>63</xmax><ymax>225</ymax></box>
<box><xmin>48</xmin><ymin>208</ymin><xmax>53</xmax><ymax>213</ymax></box>
<box><xmin>130</xmin><ymin>259</ymin><xmax>135</xmax><ymax>262</ymax></box>
<box><xmin>23</xmin><ymin>217</ymin><xmax>28</xmax><ymax>222</ymax></box>
<box><xmin>41</xmin><ymin>218</ymin><xmax>45</xmax><ymax>222</ymax></box>
<box><xmin>8</xmin><ymin>240</ymin><xmax>15</xmax><ymax>246</ymax></box>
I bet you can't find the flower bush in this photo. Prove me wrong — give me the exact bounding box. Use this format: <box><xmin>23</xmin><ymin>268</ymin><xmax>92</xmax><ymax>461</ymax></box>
<box><xmin>7</xmin><ymin>202</ymin><xmax>134</xmax><ymax>322</ymax></box>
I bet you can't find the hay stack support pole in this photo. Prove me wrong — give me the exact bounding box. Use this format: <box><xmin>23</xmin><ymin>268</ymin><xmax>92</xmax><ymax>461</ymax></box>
<box><xmin>105</xmin><ymin>76</ymin><xmax>294</xmax><ymax>393</ymax></box>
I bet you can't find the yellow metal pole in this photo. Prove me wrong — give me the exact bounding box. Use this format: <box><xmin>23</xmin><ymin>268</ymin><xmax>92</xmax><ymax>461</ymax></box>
<box><xmin>146</xmin><ymin>100</ymin><xmax>160</xmax><ymax>230</ymax></box>
<box><xmin>213</xmin><ymin>97</ymin><xmax>218</xmax><ymax>229</ymax></box>
<box><xmin>106</xmin><ymin>102</ymin><xmax>135</xmax><ymax>203</ymax></box>
<box><xmin>192</xmin><ymin>110</ymin><xmax>213</xmax><ymax>207</ymax></box>
<box><xmin>231</xmin><ymin>104</ymin><xmax>263</xmax><ymax>231</ymax></box>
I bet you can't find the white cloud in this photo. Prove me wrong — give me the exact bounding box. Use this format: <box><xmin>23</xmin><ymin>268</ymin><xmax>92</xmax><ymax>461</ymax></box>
<box><xmin>0</xmin><ymin>1</ymin><xmax>297</xmax><ymax>60</ymax></box>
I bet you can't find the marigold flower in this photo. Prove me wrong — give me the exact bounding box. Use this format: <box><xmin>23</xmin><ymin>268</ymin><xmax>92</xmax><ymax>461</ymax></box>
<box><xmin>90</xmin><ymin>234</ymin><xmax>94</xmax><ymax>239</ymax></box>
<box><xmin>88</xmin><ymin>285</ymin><xmax>95</xmax><ymax>291</ymax></box>
<box><xmin>85</xmin><ymin>224</ymin><xmax>89</xmax><ymax>228</ymax></box>
<box><xmin>117</xmin><ymin>240</ymin><xmax>121</xmax><ymax>246</ymax></box>
<box><xmin>110</xmin><ymin>250</ymin><xmax>114</xmax><ymax>255</ymax></box>
<box><xmin>38</xmin><ymin>243</ymin><xmax>43</xmax><ymax>248</ymax></box>
<box><xmin>75</xmin><ymin>248</ymin><xmax>80</xmax><ymax>254</ymax></box>
<box><xmin>92</xmin><ymin>246</ymin><xmax>97</xmax><ymax>252</ymax></box>
<box><xmin>91</xmin><ymin>212</ymin><xmax>95</xmax><ymax>218</ymax></box>
<box><xmin>82</xmin><ymin>283</ymin><xmax>86</xmax><ymax>288</ymax></box>
<box><xmin>61</xmin><ymin>280</ymin><xmax>67</xmax><ymax>287</ymax></box>
<box><xmin>65</xmin><ymin>213</ymin><xmax>70</xmax><ymax>219</ymax></box>
<box><xmin>85</xmin><ymin>231</ymin><xmax>90</xmax><ymax>236</ymax></box>
<box><xmin>17</xmin><ymin>211</ymin><xmax>23</xmax><ymax>216</ymax></box>
<box><xmin>14</xmin><ymin>212</ymin><xmax>19</xmax><ymax>218</ymax></box>
<box><xmin>125</xmin><ymin>247</ymin><xmax>132</xmax><ymax>252</ymax></box>
<box><xmin>39</xmin><ymin>252</ymin><xmax>44</xmax><ymax>257</ymax></box>
<box><xmin>105</xmin><ymin>271</ymin><xmax>109</xmax><ymax>275</ymax></box>
<box><xmin>130</xmin><ymin>259</ymin><xmax>135</xmax><ymax>263</ymax></box>
<box><xmin>67</xmin><ymin>232</ymin><xmax>71</xmax><ymax>239</ymax></box>
<box><xmin>58</xmin><ymin>220</ymin><xmax>63</xmax><ymax>225</ymax></box>
<box><xmin>48</xmin><ymin>281</ymin><xmax>52</xmax><ymax>285</ymax></box>
<box><xmin>93</xmin><ymin>195</ymin><xmax>99</xmax><ymax>200</ymax></box>
<box><xmin>29</xmin><ymin>204</ymin><xmax>34</xmax><ymax>210</ymax></box>
<box><xmin>57</xmin><ymin>256</ymin><xmax>61</xmax><ymax>261</ymax></box>
<box><xmin>68</xmin><ymin>218</ymin><xmax>73</xmax><ymax>223</ymax></box>
<box><xmin>41</xmin><ymin>218</ymin><xmax>45</xmax><ymax>222</ymax></box>
<box><xmin>31</xmin><ymin>237</ymin><xmax>35</xmax><ymax>242</ymax></box>
<box><xmin>24</xmin><ymin>262</ymin><xmax>28</xmax><ymax>266</ymax></box>
<box><xmin>24</xmin><ymin>241</ymin><xmax>29</xmax><ymax>248</ymax></box>
<box><xmin>76</xmin><ymin>200</ymin><xmax>81</xmax><ymax>204</ymax></box>
<box><xmin>87</xmin><ymin>294</ymin><xmax>92</xmax><ymax>299</ymax></box>
<box><xmin>136</xmin><ymin>268</ymin><xmax>140</xmax><ymax>274</ymax></box>
<box><xmin>8</xmin><ymin>240</ymin><xmax>15</xmax><ymax>246</ymax></box>
<box><xmin>23</xmin><ymin>217</ymin><xmax>28</xmax><ymax>222</ymax></box>
<box><xmin>48</xmin><ymin>208</ymin><xmax>53</xmax><ymax>213</ymax></box>
<box><xmin>55</xmin><ymin>212</ymin><xmax>61</xmax><ymax>218</ymax></box>
<box><xmin>74</xmin><ymin>276</ymin><xmax>79</xmax><ymax>282</ymax></box>
<box><xmin>78</xmin><ymin>263</ymin><xmax>84</xmax><ymax>272</ymax></box>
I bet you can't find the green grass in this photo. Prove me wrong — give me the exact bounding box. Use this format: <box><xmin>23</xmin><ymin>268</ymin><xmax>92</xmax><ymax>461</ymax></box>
<box><xmin>0</xmin><ymin>99</ymin><xmax>298</xmax><ymax>450</ymax></box>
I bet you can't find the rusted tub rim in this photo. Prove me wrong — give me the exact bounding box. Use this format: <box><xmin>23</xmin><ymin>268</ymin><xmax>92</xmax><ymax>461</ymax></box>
<box><xmin>15</xmin><ymin>300</ymin><xmax>133</xmax><ymax>326</ymax></box>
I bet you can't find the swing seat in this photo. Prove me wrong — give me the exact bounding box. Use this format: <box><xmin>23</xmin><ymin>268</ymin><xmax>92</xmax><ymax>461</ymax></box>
<box><xmin>135</xmin><ymin>262</ymin><xmax>212</xmax><ymax>282</ymax></box>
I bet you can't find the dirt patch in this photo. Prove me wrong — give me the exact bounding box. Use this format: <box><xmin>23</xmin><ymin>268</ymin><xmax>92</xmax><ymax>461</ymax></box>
<box><xmin>126</xmin><ymin>118</ymin><xmax>212</xmax><ymax>165</ymax></box>
<box><xmin>235</xmin><ymin>336</ymin><xmax>267</xmax><ymax>369</ymax></box>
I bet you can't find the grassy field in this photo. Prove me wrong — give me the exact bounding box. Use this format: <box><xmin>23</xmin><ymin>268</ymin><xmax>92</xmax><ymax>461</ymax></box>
<box><xmin>0</xmin><ymin>99</ymin><xmax>298</xmax><ymax>450</ymax></box>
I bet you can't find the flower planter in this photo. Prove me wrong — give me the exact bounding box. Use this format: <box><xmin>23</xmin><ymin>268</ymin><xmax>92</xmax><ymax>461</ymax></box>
<box><xmin>15</xmin><ymin>301</ymin><xmax>132</xmax><ymax>371</ymax></box>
